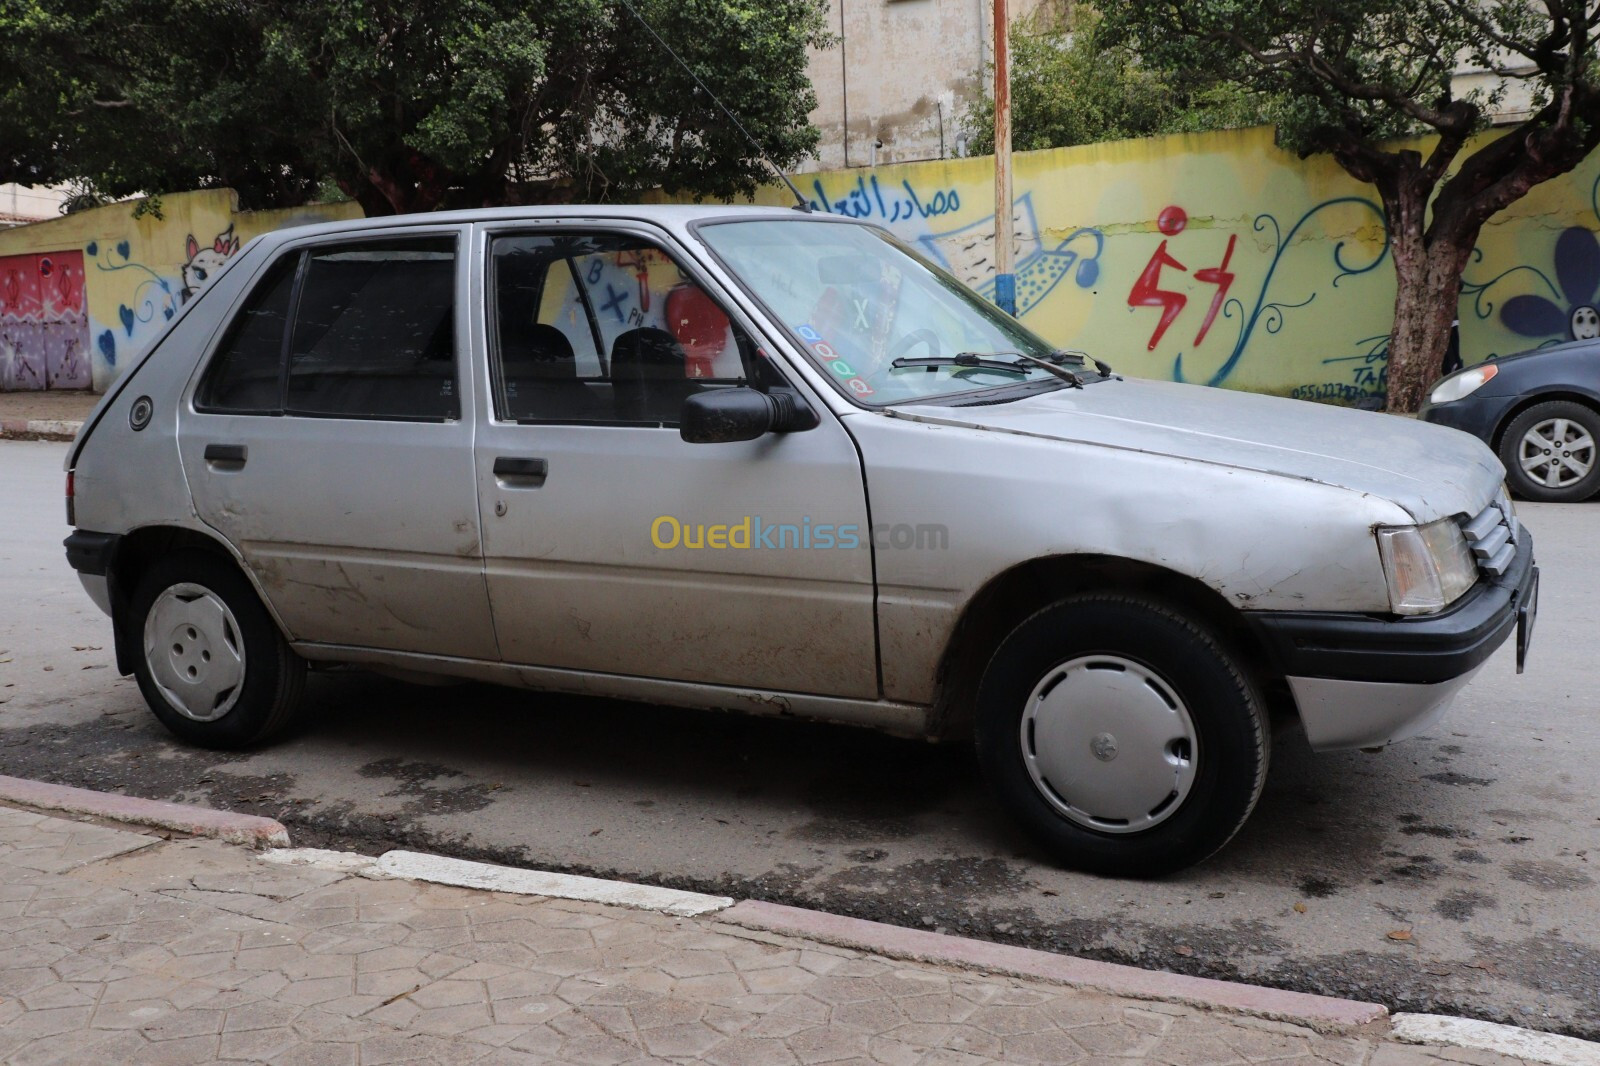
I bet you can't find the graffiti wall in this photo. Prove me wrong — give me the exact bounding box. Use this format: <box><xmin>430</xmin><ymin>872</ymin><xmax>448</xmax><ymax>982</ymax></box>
<box><xmin>0</xmin><ymin>250</ymin><xmax>90</xmax><ymax>389</ymax></box>
<box><xmin>0</xmin><ymin>189</ymin><xmax>361</xmax><ymax>391</ymax></box>
<box><xmin>731</xmin><ymin>126</ymin><xmax>1600</xmax><ymax>404</ymax></box>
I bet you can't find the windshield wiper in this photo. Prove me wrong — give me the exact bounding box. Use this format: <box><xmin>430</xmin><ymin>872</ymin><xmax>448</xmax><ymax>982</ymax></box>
<box><xmin>950</xmin><ymin>350</ymin><xmax>1084</xmax><ymax>388</ymax></box>
<box><xmin>890</xmin><ymin>353</ymin><xmax>1035</xmax><ymax>376</ymax></box>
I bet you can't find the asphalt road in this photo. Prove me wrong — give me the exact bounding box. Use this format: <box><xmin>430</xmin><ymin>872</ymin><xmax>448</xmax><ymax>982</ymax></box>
<box><xmin>2</xmin><ymin>439</ymin><xmax>1596</xmax><ymax>1038</ymax></box>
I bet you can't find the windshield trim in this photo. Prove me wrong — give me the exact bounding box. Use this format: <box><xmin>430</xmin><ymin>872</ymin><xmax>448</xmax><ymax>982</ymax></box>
<box><xmin>688</xmin><ymin>215</ymin><xmax>1065</xmax><ymax>411</ymax></box>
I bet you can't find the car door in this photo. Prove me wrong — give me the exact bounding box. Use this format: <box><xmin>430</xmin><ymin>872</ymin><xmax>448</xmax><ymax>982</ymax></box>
<box><xmin>471</xmin><ymin>223</ymin><xmax>878</xmax><ymax>698</ymax></box>
<box><xmin>178</xmin><ymin>229</ymin><xmax>499</xmax><ymax>660</ymax></box>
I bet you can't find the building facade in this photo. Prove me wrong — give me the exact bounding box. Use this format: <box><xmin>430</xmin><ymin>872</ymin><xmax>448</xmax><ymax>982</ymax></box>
<box><xmin>799</xmin><ymin>0</ymin><xmax>1054</xmax><ymax>172</ymax></box>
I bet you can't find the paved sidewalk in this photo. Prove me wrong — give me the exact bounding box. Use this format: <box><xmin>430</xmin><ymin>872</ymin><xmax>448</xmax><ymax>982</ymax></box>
<box><xmin>0</xmin><ymin>803</ymin><xmax>1559</xmax><ymax>1066</ymax></box>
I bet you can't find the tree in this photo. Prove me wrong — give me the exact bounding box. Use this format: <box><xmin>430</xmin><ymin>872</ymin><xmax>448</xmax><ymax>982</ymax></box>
<box><xmin>1102</xmin><ymin>0</ymin><xmax>1600</xmax><ymax>413</ymax></box>
<box><xmin>963</xmin><ymin>4</ymin><xmax>1272</xmax><ymax>156</ymax></box>
<box><xmin>0</xmin><ymin>0</ymin><xmax>829</xmax><ymax>215</ymax></box>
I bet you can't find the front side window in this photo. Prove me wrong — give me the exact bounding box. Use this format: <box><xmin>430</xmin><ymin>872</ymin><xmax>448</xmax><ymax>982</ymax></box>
<box><xmin>698</xmin><ymin>219</ymin><xmax>1070</xmax><ymax>405</ymax></box>
<box><xmin>490</xmin><ymin>232</ymin><xmax>780</xmax><ymax>425</ymax></box>
<box><xmin>197</xmin><ymin>236</ymin><xmax>459</xmax><ymax>421</ymax></box>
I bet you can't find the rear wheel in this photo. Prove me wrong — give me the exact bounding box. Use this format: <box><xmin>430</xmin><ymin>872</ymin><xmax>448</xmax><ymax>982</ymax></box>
<box><xmin>1499</xmin><ymin>400</ymin><xmax>1600</xmax><ymax>502</ymax></box>
<box><xmin>974</xmin><ymin>594</ymin><xmax>1268</xmax><ymax>877</ymax></box>
<box><xmin>126</xmin><ymin>551</ymin><xmax>305</xmax><ymax>749</ymax></box>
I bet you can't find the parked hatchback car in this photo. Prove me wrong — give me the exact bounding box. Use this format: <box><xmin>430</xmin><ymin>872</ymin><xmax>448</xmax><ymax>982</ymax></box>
<box><xmin>64</xmin><ymin>206</ymin><xmax>1538</xmax><ymax>876</ymax></box>
<box><xmin>1420</xmin><ymin>338</ymin><xmax>1600</xmax><ymax>502</ymax></box>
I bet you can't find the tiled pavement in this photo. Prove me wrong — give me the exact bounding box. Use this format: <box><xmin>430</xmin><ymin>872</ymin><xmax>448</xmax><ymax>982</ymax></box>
<box><xmin>0</xmin><ymin>803</ymin><xmax>1542</xmax><ymax>1066</ymax></box>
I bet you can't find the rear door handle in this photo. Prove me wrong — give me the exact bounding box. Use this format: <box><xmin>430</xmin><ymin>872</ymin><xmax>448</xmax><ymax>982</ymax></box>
<box><xmin>493</xmin><ymin>456</ymin><xmax>548</xmax><ymax>486</ymax></box>
<box><xmin>203</xmin><ymin>443</ymin><xmax>247</xmax><ymax>466</ymax></box>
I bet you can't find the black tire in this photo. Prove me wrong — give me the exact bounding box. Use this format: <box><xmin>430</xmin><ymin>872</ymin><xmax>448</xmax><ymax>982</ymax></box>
<box><xmin>974</xmin><ymin>594</ymin><xmax>1268</xmax><ymax>878</ymax></box>
<box><xmin>1498</xmin><ymin>400</ymin><xmax>1600</xmax><ymax>503</ymax></box>
<box><xmin>125</xmin><ymin>550</ymin><xmax>306</xmax><ymax>749</ymax></box>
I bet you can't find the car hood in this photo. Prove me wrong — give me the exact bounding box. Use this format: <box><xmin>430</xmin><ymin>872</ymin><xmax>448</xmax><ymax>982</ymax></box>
<box><xmin>892</xmin><ymin>378</ymin><xmax>1503</xmax><ymax>522</ymax></box>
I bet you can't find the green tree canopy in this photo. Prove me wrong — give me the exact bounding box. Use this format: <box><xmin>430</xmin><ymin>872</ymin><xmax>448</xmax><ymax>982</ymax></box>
<box><xmin>962</xmin><ymin>4</ymin><xmax>1272</xmax><ymax>156</ymax></box>
<box><xmin>0</xmin><ymin>0</ymin><xmax>829</xmax><ymax>214</ymax></box>
<box><xmin>1099</xmin><ymin>0</ymin><xmax>1600</xmax><ymax>412</ymax></box>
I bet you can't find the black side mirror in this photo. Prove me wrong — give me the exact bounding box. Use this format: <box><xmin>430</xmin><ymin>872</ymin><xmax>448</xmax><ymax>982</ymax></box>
<box><xmin>679</xmin><ymin>387</ymin><xmax>819</xmax><ymax>443</ymax></box>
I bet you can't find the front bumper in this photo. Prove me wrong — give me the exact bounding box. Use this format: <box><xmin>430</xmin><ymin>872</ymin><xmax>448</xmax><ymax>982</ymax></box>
<box><xmin>1245</xmin><ymin>532</ymin><xmax>1536</xmax><ymax>749</ymax></box>
<box><xmin>1417</xmin><ymin>391</ymin><xmax>1518</xmax><ymax>446</ymax></box>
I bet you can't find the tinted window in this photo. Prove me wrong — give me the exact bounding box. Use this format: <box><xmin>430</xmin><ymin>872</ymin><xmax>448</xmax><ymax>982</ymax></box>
<box><xmin>286</xmin><ymin>239</ymin><xmax>458</xmax><ymax>420</ymax></box>
<box><xmin>491</xmin><ymin>233</ymin><xmax>780</xmax><ymax>425</ymax></box>
<box><xmin>197</xmin><ymin>253</ymin><xmax>299</xmax><ymax>413</ymax></box>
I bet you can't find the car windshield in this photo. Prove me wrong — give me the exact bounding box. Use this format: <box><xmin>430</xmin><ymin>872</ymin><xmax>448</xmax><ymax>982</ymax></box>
<box><xmin>697</xmin><ymin>218</ymin><xmax>1072</xmax><ymax>405</ymax></box>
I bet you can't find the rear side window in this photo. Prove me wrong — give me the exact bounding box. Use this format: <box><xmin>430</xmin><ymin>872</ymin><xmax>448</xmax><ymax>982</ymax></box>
<box><xmin>196</xmin><ymin>254</ymin><xmax>299</xmax><ymax>413</ymax></box>
<box><xmin>287</xmin><ymin>241</ymin><xmax>457</xmax><ymax>420</ymax></box>
<box><xmin>196</xmin><ymin>236</ymin><xmax>459</xmax><ymax>421</ymax></box>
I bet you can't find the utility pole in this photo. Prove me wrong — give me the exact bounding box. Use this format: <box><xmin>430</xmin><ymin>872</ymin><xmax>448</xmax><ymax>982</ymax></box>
<box><xmin>992</xmin><ymin>0</ymin><xmax>1015</xmax><ymax>315</ymax></box>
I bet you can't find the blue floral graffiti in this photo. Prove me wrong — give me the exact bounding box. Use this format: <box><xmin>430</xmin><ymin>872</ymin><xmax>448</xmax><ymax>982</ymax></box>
<box><xmin>1173</xmin><ymin>197</ymin><xmax>1390</xmax><ymax>387</ymax></box>
<box><xmin>1496</xmin><ymin>227</ymin><xmax>1598</xmax><ymax>343</ymax></box>
<box><xmin>918</xmin><ymin>194</ymin><xmax>1104</xmax><ymax>318</ymax></box>
<box><xmin>87</xmin><ymin>238</ymin><xmax>179</xmax><ymax>338</ymax></box>
<box><xmin>1461</xmin><ymin>174</ymin><xmax>1600</xmax><ymax>349</ymax></box>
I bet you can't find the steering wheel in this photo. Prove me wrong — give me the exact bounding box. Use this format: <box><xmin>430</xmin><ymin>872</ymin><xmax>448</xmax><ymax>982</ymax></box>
<box><xmin>886</xmin><ymin>329</ymin><xmax>941</xmax><ymax>362</ymax></box>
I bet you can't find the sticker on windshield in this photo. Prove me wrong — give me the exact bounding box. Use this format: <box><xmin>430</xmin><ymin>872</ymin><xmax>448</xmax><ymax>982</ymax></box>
<box><xmin>796</xmin><ymin>323</ymin><xmax>874</xmax><ymax>397</ymax></box>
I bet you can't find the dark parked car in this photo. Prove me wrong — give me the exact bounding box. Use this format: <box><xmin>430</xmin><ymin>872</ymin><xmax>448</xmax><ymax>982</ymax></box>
<box><xmin>1420</xmin><ymin>338</ymin><xmax>1600</xmax><ymax>502</ymax></box>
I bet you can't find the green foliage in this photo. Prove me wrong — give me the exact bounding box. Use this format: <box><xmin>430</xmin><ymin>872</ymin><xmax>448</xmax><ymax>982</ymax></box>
<box><xmin>0</xmin><ymin>0</ymin><xmax>829</xmax><ymax>213</ymax></box>
<box><xmin>963</xmin><ymin>4</ymin><xmax>1273</xmax><ymax>155</ymax></box>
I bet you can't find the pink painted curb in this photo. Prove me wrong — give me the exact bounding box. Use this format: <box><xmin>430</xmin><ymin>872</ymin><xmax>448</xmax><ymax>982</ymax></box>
<box><xmin>719</xmin><ymin>899</ymin><xmax>1388</xmax><ymax>1033</ymax></box>
<box><xmin>0</xmin><ymin>775</ymin><xmax>290</xmax><ymax>848</ymax></box>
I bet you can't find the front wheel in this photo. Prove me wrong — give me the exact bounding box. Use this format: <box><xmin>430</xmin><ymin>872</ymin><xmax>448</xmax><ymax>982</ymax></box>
<box><xmin>1498</xmin><ymin>400</ymin><xmax>1600</xmax><ymax>502</ymax></box>
<box><xmin>974</xmin><ymin>594</ymin><xmax>1269</xmax><ymax>877</ymax></box>
<box><xmin>126</xmin><ymin>550</ymin><xmax>306</xmax><ymax>749</ymax></box>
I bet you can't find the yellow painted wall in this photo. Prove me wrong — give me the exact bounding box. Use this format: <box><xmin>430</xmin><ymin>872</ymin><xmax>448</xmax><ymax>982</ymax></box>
<box><xmin>0</xmin><ymin>188</ymin><xmax>360</xmax><ymax>390</ymax></box>
<box><xmin>733</xmin><ymin>126</ymin><xmax>1600</xmax><ymax>403</ymax></box>
<box><xmin>12</xmin><ymin>126</ymin><xmax>1600</xmax><ymax>400</ymax></box>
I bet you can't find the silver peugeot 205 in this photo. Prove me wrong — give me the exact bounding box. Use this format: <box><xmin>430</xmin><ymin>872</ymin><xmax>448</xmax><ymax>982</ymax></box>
<box><xmin>62</xmin><ymin>206</ymin><xmax>1537</xmax><ymax>876</ymax></box>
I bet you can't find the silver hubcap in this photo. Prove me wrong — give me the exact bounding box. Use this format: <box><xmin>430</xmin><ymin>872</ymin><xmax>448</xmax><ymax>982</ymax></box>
<box><xmin>1020</xmin><ymin>655</ymin><xmax>1199</xmax><ymax>834</ymax></box>
<box><xmin>143</xmin><ymin>583</ymin><xmax>246</xmax><ymax>722</ymax></box>
<box><xmin>1520</xmin><ymin>418</ymin><xmax>1595</xmax><ymax>489</ymax></box>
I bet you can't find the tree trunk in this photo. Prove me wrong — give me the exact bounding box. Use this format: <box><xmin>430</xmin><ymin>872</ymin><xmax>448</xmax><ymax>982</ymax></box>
<box><xmin>1380</xmin><ymin>177</ymin><xmax>1475</xmax><ymax>415</ymax></box>
<box><xmin>1385</xmin><ymin>244</ymin><xmax>1467</xmax><ymax>413</ymax></box>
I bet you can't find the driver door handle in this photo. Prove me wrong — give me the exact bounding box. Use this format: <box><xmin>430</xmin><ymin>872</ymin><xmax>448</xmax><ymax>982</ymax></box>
<box><xmin>493</xmin><ymin>456</ymin><xmax>548</xmax><ymax>487</ymax></box>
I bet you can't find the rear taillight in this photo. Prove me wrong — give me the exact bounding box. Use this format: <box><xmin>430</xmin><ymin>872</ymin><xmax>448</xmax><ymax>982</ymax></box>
<box><xmin>65</xmin><ymin>470</ymin><xmax>75</xmax><ymax>526</ymax></box>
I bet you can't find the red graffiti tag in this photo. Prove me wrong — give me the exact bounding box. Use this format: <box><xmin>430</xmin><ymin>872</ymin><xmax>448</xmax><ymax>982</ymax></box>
<box><xmin>1192</xmin><ymin>233</ymin><xmax>1237</xmax><ymax>346</ymax></box>
<box><xmin>1128</xmin><ymin>241</ymin><xmax>1187</xmax><ymax>351</ymax></box>
<box><xmin>1128</xmin><ymin>206</ymin><xmax>1241</xmax><ymax>352</ymax></box>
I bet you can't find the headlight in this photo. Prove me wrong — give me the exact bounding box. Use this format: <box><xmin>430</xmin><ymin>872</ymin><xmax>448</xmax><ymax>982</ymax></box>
<box><xmin>1429</xmin><ymin>363</ymin><xmax>1497</xmax><ymax>404</ymax></box>
<box><xmin>1375</xmin><ymin>517</ymin><xmax>1478</xmax><ymax>615</ymax></box>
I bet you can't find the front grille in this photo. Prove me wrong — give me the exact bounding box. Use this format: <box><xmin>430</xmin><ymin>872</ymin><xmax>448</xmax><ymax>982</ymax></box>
<box><xmin>1459</xmin><ymin>496</ymin><xmax>1518</xmax><ymax>577</ymax></box>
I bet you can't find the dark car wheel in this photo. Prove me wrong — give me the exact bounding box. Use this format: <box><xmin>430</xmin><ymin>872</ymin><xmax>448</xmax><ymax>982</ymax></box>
<box><xmin>126</xmin><ymin>550</ymin><xmax>306</xmax><ymax>749</ymax></box>
<box><xmin>1499</xmin><ymin>400</ymin><xmax>1600</xmax><ymax>502</ymax></box>
<box><xmin>974</xmin><ymin>594</ymin><xmax>1269</xmax><ymax>878</ymax></box>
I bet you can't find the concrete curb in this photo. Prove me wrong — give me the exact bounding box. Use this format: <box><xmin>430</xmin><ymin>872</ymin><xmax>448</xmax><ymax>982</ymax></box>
<box><xmin>1391</xmin><ymin>1015</ymin><xmax>1600</xmax><ymax>1066</ymax></box>
<box><xmin>0</xmin><ymin>775</ymin><xmax>289</xmax><ymax>847</ymax></box>
<box><xmin>0</xmin><ymin>417</ymin><xmax>81</xmax><ymax>441</ymax></box>
<box><xmin>718</xmin><ymin>899</ymin><xmax>1387</xmax><ymax>1033</ymax></box>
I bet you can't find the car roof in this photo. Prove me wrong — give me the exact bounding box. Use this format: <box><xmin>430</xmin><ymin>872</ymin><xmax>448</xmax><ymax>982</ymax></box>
<box><xmin>259</xmin><ymin>203</ymin><xmax>855</xmax><ymax>245</ymax></box>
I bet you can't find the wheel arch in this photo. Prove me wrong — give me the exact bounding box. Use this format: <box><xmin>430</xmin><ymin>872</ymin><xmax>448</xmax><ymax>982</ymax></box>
<box><xmin>1490</xmin><ymin>390</ymin><xmax>1600</xmax><ymax>452</ymax></box>
<box><xmin>927</xmin><ymin>554</ymin><xmax>1287</xmax><ymax>742</ymax></box>
<box><xmin>106</xmin><ymin>525</ymin><xmax>275</xmax><ymax>676</ymax></box>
